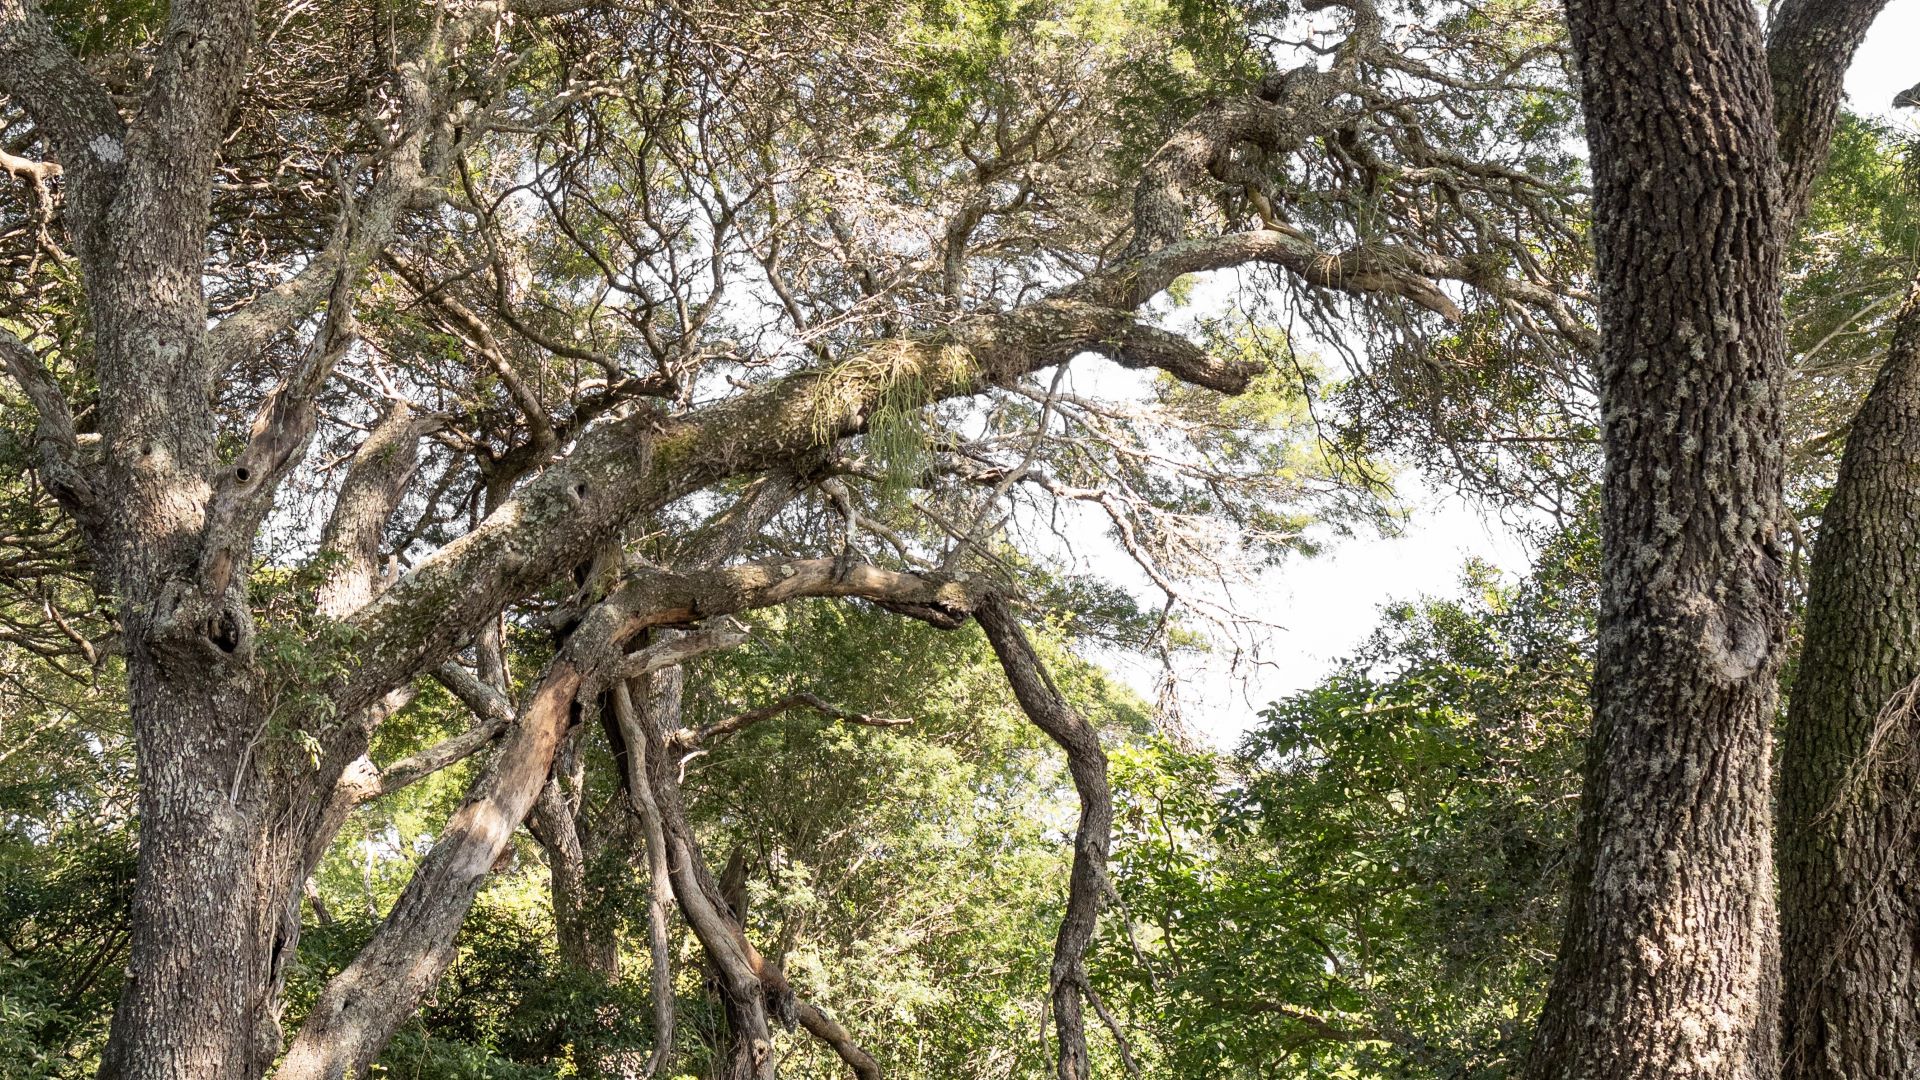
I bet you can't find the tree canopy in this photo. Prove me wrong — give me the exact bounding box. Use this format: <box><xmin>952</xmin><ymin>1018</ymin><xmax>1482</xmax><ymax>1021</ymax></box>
<box><xmin>0</xmin><ymin>0</ymin><xmax>1916</xmax><ymax>1078</ymax></box>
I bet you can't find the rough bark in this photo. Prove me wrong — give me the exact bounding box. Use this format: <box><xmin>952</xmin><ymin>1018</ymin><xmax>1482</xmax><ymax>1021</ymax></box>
<box><xmin>1527</xmin><ymin>1</ymin><xmax>1790</xmax><ymax>1077</ymax></box>
<box><xmin>0</xmin><ymin>2</ymin><xmax>1601</xmax><ymax>1074</ymax></box>
<box><xmin>1767</xmin><ymin>0</ymin><xmax>1898</xmax><ymax>224</ymax></box>
<box><xmin>1778</xmin><ymin>272</ymin><xmax>1920</xmax><ymax>1080</ymax></box>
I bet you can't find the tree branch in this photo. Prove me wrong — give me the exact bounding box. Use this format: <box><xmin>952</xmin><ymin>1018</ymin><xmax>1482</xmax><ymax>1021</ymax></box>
<box><xmin>0</xmin><ymin>327</ymin><xmax>97</xmax><ymax>522</ymax></box>
<box><xmin>671</xmin><ymin>691</ymin><xmax>911</xmax><ymax>748</ymax></box>
<box><xmin>332</xmin><ymin>300</ymin><xmax>1239</xmax><ymax>717</ymax></box>
<box><xmin>1769</xmin><ymin>0</ymin><xmax>1898</xmax><ymax>224</ymax></box>
<box><xmin>0</xmin><ymin>0</ymin><xmax>124</xmax><ymax>256</ymax></box>
<box><xmin>973</xmin><ymin>593</ymin><xmax>1111</xmax><ymax>1080</ymax></box>
<box><xmin>315</xmin><ymin>401</ymin><xmax>443</xmax><ymax>618</ymax></box>
<box><xmin>796</xmin><ymin>1000</ymin><xmax>884</xmax><ymax>1080</ymax></box>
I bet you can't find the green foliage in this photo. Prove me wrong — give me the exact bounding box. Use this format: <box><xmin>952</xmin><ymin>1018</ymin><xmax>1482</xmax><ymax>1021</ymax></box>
<box><xmin>678</xmin><ymin>601</ymin><xmax>1151</xmax><ymax>1078</ymax></box>
<box><xmin>250</xmin><ymin>555</ymin><xmax>366</xmax><ymax>763</ymax></box>
<box><xmin>0</xmin><ymin>825</ymin><xmax>133</xmax><ymax>1078</ymax></box>
<box><xmin>1785</xmin><ymin>114</ymin><xmax>1920</xmax><ymax>510</ymax></box>
<box><xmin>1101</xmin><ymin>529</ymin><xmax>1594</xmax><ymax>1077</ymax></box>
<box><xmin>295</xmin><ymin>899</ymin><xmax>656</xmax><ymax>1080</ymax></box>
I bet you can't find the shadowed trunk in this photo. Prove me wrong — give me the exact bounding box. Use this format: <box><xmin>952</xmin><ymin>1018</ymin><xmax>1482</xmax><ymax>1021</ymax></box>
<box><xmin>1779</xmin><ymin>269</ymin><xmax>1920</xmax><ymax>1080</ymax></box>
<box><xmin>528</xmin><ymin>738</ymin><xmax>625</xmax><ymax>981</ymax></box>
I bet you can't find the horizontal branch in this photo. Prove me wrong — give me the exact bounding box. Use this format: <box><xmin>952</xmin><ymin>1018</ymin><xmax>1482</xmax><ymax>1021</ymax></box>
<box><xmin>671</xmin><ymin>691</ymin><xmax>912</xmax><ymax>748</ymax></box>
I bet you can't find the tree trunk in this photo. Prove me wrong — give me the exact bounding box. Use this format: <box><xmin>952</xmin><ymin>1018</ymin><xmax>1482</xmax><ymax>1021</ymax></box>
<box><xmin>529</xmin><ymin>740</ymin><xmax>624</xmax><ymax>981</ymax></box>
<box><xmin>95</xmin><ymin>664</ymin><xmax>300</xmax><ymax>1080</ymax></box>
<box><xmin>608</xmin><ymin>684</ymin><xmax>682</xmax><ymax>1078</ymax></box>
<box><xmin>1528</xmin><ymin>1</ymin><xmax>1790</xmax><ymax>1077</ymax></box>
<box><xmin>629</xmin><ymin>659</ymin><xmax>784</xmax><ymax>1080</ymax></box>
<box><xmin>1778</xmin><ymin>270</ymin><xmax>1920</xmax><ymax>1080</ymax></box>
<box><xmin>276</xmin><ymin>660</ymin><xmax>586</xmax><ymax>1080</ymax></box>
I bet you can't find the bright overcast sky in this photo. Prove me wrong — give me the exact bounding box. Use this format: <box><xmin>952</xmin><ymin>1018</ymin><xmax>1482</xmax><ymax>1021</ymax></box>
<box><xmin>1129</xmin><ymin>1</ymin><xmax>1920</xmax><ymax>747</ymax></box>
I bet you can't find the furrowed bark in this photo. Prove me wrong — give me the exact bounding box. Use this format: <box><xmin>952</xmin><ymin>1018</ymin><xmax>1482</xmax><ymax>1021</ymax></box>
<box><xmin>1767</xmin><ymin>0</ymin><xmax>1897</xmax><ymax>224</ymax></box>
<box><xmin>974</xmin><ymin>594</ymin><xmax>1110</xmax><ymax>1080</ymax></box>
<box><xmin>1779</xmin><ymin>272</ymin><xmax>1920</xmax><ymax>1080</ymax></box>
<box><xmin>74</xmin><ymin>1</ymin><xmax>293</xmax><ymax>1076</ymax></box>
<box><xmin>1527</xmin><ymin>1</ymin><xmax>1790</xmax><ymax>1077</ymax></box>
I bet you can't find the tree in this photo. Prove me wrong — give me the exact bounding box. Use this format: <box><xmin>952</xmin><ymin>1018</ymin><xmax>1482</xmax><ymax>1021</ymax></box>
<box><xmin>1105</xmin><ymin>532</ymin><xmax>1594</xmax><ymax>1078</ymax></box>
<box><xmin>1777</xmin><ymin>117</ymin><xmax>1920</xmax><ymax>1078</ymax></box>
<box><xmin>0</xmin><ymin>0</ymin><xmax>1594</xmax><ymax>1077</ymax></box>
<box><xmin>1526</xmin><ymin>1</ymin><xmax>1888</xmax><ymax>1077</ymax></box>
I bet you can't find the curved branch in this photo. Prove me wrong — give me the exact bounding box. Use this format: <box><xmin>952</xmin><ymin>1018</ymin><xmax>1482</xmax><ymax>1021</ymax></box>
<box><xmin>0</xmin><ymin>0</ymin><xmax>124</xmax><ymax>256</ymax></box>
<box><xmin>797</xmin><ymin>1000</ymin><xmax>883</xmax><ymax>1080</ymax></box>
<box><xmin>973</xmin><ymin>593</ymin><xmax>1111</xmax><ymax>1080</ymax></box>
<box><xmin>0</xmin><ymin>327</ymin><xmax>97</xmax><ymax>522</ymax></box>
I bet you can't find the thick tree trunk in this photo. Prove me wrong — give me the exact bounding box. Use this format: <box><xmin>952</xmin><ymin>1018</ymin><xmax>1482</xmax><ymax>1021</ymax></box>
<box><xmin>96</xmin><ymin>664</ymin><xmax>299</xmax><ymax>1080</ymax></box>
<box><xmin>1527</xmin><ymin>1</ymin><xmax>1790</xmax><ymax>1077</ymax></box>
<box><xmin>1779</xmin><ymin>271</ymin><xmax>1920</xmax><ymax>1080</ymax></box>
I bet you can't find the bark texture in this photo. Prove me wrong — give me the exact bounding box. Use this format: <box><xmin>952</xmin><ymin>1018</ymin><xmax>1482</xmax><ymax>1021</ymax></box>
<box><xmin>1528</xmin><ymin>1</ymin><xmax>1790</xmax><ymax>1076</ymax></box>
<box><xmin>1778</xmin><ymin>272</ymin><xmax>1920</xmax><ymax>1080</ymax></box>
<box><xmin>0</xmin><ymin>0</ymin><xmax>1603</xmax><ymax>1075</ymax></box>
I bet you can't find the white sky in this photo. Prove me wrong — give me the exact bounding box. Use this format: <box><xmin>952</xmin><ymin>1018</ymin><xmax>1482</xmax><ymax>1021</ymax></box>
<box><xmin>1151</xmin><ymin>2</ymin><xmax>1920</xmax><ymax>747</ymax></box>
